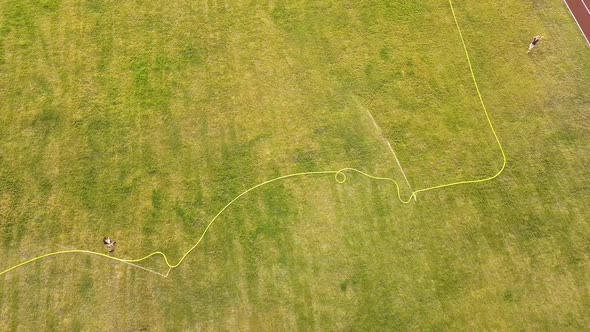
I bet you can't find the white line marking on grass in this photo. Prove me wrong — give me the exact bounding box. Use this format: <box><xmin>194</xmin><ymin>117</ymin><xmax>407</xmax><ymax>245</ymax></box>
<box><xmin>118</xmin><ymin>261</ymin><xmax>169</xmax><ymax>277</ymax></box>
<box><xmin>353</xmin><ymin>96</ymin><xmax>415</xmax><ymax>200</ymax></box>
<box><xmin>387</xmin><ymin>141</ymin><xmax>416</xmax><ymax>201</ymax></box>
<box><xmin>353</xmin><ymin>96</ymin><xmax>382</xmax><ymax>135</ymax></box>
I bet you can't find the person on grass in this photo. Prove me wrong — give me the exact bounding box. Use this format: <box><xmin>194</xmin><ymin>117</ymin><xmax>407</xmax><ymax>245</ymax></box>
<box><xmin>527</xmin><ymin>35</ymin><xmax>543</xmax><ymax>53</ymax></box>
<box><xmin>103</xmin><ymin>237</ymin><xmax>116</xmax><ymax>254</ymax></box>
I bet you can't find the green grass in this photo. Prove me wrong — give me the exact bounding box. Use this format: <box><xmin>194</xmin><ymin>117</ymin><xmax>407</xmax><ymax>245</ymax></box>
<box><xmin>1</xmin><ymin>0</ymin><xmax>590</xmax><ymax>330</ymax></box>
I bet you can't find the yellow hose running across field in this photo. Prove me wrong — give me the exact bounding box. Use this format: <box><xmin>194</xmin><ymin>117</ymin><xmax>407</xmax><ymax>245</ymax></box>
<box><xmin>0</xmin><ymin>0</ymin><xmax>506</xmax><ymax>278</ymax></box>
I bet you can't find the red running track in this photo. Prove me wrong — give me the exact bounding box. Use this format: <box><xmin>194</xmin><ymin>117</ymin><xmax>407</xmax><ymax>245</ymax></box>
<box><xmin>564</xmin><ymin>0</ymin><xmax>590</xmax><ymax>45</ymax></box>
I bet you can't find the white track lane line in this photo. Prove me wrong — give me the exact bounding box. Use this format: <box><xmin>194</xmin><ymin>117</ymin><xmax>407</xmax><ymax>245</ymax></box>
<box><xmin>563</xmin><ymin>0</ymin><xmax>590</xmax><ymax>46</ymax></box>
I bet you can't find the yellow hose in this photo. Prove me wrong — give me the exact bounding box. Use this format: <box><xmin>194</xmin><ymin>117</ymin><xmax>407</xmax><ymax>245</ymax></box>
<box><xmin>0</xmin><ymin>0</ymin><xmax>506</xmax><ymax>278</ymax></box>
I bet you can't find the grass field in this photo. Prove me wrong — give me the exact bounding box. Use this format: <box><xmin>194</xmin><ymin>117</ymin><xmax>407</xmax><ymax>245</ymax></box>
<box><xmin>1</xmin><ymin>0</ymin><xmax>589</xmax><ymax>330</ymax></box>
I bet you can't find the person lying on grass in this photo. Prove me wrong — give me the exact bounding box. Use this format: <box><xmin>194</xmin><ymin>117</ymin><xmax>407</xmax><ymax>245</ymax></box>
<box><xmin>527</xmin><ymin>35</ymin><xmax>543</xmax><ymax>53</ymax></box>
<box><xmin>103</xmin><ymin>237</ymin><xmax>116</xmax><ymax>254</ymax></box>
